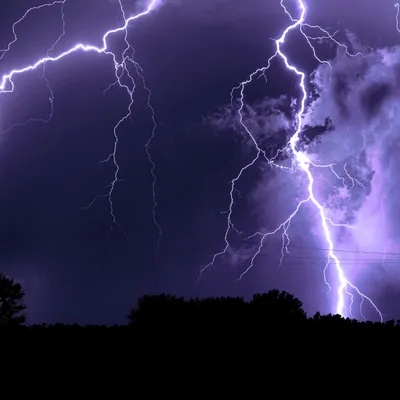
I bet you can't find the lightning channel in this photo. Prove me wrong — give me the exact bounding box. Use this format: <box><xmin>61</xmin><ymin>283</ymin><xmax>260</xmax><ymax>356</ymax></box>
<box><xmin>0</xmin><ymin>0</ymin><xmax>67</xmax><ymax>132</ymax></box>
<box><xmin>200</xmin><ymin>0</ymin><xmax>383</xmax><ymax>322</ymax></box>
<box><xmin>0</xmin><ymin>0</ymin><xmax>162</xmax><ymax>251</ymax></box>
<box><xmin>0</xmin><ymin>1</ymin><xmax>66</xmax><ymax>61</ymax></box>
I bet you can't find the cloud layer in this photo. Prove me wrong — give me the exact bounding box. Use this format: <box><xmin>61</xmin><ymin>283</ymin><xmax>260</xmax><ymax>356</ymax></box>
<box><xmin>207</xmin><ymin>40</ymin><xmax>400</xmax><ymax>318</ymax></box>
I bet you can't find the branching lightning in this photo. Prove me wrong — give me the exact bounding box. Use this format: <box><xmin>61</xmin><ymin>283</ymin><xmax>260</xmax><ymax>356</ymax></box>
<box><xmin>200</xmin><ymin>0</ymin><xmax>385</xmax><ymax>321</ymax></box>
<box><xmin>0</xmin><ymin>0</ymin><xmax>393</xmax><ymax>320</ymax></box>
<box><xmin>0</xmin><ymin>1</ymin><xmax>67</xmax><ymax>132</ymax></box>
<box><xmin>0</xmin><ymin>0</ymin><xmax>163</xmax><ymax>253</ymax></box>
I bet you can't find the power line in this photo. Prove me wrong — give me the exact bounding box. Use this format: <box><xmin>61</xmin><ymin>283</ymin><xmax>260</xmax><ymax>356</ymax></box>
<box><xmin>236</xmin><ymin>254</ymin><xmax>400</xmax><ymax>262</ymax></box>
<box><xmin>236</xmin><ymin>240</ymin><xmax>400</xmax><ymax>257</ymax></box>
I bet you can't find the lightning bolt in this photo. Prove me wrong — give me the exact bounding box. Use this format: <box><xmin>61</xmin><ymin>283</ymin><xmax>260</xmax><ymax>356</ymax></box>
<box><xmin>0</xmin><ymin>1</ymin><xmax>67</xmax><ymax>132</ymax></box>
<box><xmin>0</xmin><ymin>0</ymin><xmax>388</xmax><ymax>319</ymax></box>
<box><xmin>0</xmin><ymin>0</ymin><xmax>163</xmax><ymax>253</ymax></box>
<box><xmin>200</xmin><ymin>0</ymin><xmax>383</xmax><ymax>322</ymax></box>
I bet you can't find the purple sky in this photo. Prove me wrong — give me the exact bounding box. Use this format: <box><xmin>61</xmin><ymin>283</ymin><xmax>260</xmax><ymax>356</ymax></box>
<box><xmin>0</xmin><ymin>0</ymin><xmax>399</xmax><ymax>324</ymax></box>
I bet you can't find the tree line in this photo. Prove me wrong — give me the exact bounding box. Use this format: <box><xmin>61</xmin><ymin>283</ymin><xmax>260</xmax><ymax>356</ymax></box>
<box><xmin>1</xmin><ymin>272</ymin><xmax>399</xmax><ymax>336</ymax></box>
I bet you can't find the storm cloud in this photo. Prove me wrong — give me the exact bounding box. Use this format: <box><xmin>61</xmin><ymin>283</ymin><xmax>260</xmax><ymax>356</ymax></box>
<box><xmin>205</xmin><ymin>33</ymin><xmax>400</xmax><ymax>319</ymax></box>
<box><xmin>303</xmin><ymin>46</ymin><xmax>400</xmax><ymax>291</ymax></box>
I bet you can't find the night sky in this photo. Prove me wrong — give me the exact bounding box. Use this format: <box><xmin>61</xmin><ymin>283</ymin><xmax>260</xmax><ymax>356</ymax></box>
<box><xmin>1</xmin><ymin>0</ymin><xmax>400</xmax><ymax>325</ymax></box>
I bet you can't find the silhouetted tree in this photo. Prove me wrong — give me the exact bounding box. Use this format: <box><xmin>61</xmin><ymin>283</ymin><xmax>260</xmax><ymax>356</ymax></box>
<box><xmin>127</xmin><ymin>290</ymin><xmax>309</xmax><ymax>335</ymax></box>
<box><xmin>128</xmin><ymin>294</ymin><xmax>187</xmax><ymax>330</ymax></box>
<box><xmin>0</xmin><ymin>273</ymin><xmax>26</xmax><ymax>326</ymax></box>
<box><xmin>250</xmin><ymin>290</ymin><xmax>307</xmax><ymax>322</ymax></box>
<box><xmin>0</xmin><ymin>288</ymin><xmax>399</xmax><ymax>337</ymax></box>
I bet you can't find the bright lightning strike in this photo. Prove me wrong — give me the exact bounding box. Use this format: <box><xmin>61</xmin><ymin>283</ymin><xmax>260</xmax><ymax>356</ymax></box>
<box><xmin>0</xmin><ymin>0</ymin><xmax>163</xmax><ymax>253</ymax></box>
<box><xmin>0</xmin><ymin>0</ymin><xmax>389</xmax><ymax>320</ymax></box>
<box><xmin>200</xmin><ymin>0</ymin><xmax>384</xmax><ymax>322</ymax></box>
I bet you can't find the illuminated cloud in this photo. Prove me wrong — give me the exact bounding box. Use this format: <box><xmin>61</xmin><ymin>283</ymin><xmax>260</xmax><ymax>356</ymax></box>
<box><xmin>303</xmin><ymin>45</ymin><xmax>400</xmax><ymax>289</ymax></box>
<box><xmin>204</xmin><ymin>14</ymin><xmax>400</xmax><ymax>319</ymax></box>
<box><xmin>206</xmin><ymin>95</ymin><xmax>292</xmax><ymax>152</ymax></box>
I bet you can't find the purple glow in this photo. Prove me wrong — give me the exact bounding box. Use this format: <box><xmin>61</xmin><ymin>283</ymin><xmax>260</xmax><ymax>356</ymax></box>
<box><xmin>0</xmin><ymin>0</ymin><xmax>395</xmax><ymax>321</ymax></box>
<box><xmin>201</xmin><ymin>0</ymin><xmax>385</xmax><ymax>321</ymax></box>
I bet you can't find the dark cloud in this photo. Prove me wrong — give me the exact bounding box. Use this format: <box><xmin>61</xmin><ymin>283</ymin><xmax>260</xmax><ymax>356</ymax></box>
<box><xmin>333</xmin><ymin>73</ymin><xmax>351</xmax><ymax>118</ymax></box>
<box><xmin>361</xmin><ymin>81</ymin><xmax>393</xmax><ymax>117</ymax></box>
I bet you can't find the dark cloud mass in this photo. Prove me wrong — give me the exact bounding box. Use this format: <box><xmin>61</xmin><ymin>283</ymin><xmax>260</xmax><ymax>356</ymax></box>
<box><xmin>1</xmin><ymin>0</ymin><xmax>400</xmax><ymax>324</ymax></box>
<box><xmin>361</xmin><ymin>82</ymin><xmax>393</xmax><ymax>117</ymax></box>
